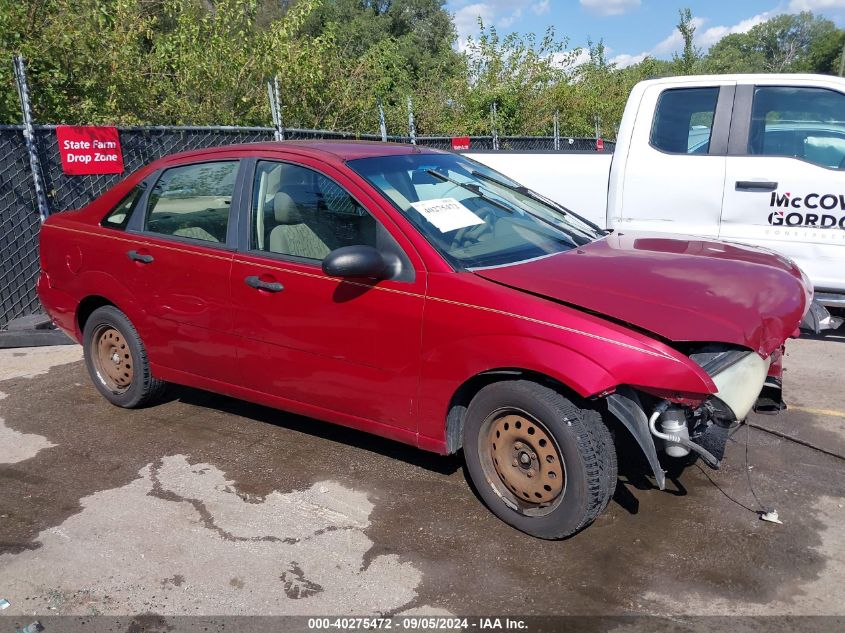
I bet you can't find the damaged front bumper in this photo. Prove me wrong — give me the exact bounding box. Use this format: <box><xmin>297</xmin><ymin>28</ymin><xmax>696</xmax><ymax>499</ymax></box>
<box><xmin>606</xmin><ymin>345</ymin><xmax>784</xmax><ymax>490</ymax></box>
<box><xmin>800</xmin><ymin>300</ymin><xmax>844</xmax><ymax>334</ymax></box>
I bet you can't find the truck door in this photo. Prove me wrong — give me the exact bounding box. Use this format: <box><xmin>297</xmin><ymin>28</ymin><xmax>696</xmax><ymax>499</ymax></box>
<box><xmin>720</xmin><ymin>83</ymin><xmax>845</xmax><ymax>297</ymax></box>
<box><xmin>613</xmin><ymin>81</ymin><xmax>735</xmax><ymax>236</ymax></box>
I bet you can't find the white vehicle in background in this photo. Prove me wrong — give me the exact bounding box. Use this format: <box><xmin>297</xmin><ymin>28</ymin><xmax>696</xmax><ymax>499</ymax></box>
<box><xmin>468</xmin><ymin>74</ymin><xmax>845</xmax><ymax>328</ymax></box>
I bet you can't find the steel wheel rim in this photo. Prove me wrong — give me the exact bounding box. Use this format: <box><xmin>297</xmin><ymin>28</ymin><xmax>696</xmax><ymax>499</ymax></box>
<box><xmin>479</xmin><ymin>408</ymin><xmax>567</xmax><ymax>517</ymax></box>
<box><xmin>91</xmin><ymin>325</ymin><xmax>133</xmax><ymax>394</ymax></box>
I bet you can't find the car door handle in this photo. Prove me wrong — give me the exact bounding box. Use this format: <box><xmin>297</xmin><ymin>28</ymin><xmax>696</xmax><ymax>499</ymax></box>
<box><xmin>244</xmin><ymin>275</ymin><xmax>284</xmax><ymax>293</ymax></box>
<box><xmin>736</xmin><ymin>180</ymin><xmax>778</xmax><ymax>192</ymax></box>
<box><xmin>126</xmin><ymin>250</ymin><xmax>154</xmax><ymax>264</ymax></box>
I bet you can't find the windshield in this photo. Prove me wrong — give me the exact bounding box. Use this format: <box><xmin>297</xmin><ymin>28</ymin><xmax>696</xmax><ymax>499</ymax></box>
<box><xmin>347</xmin><ymin>153</ymin><xmax>604</xmax><ymax>269</ymax></box>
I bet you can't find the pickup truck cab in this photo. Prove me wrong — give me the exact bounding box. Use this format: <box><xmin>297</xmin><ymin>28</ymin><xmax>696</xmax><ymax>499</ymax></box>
<box><xmin>469</xmin><ymin>74</ymin><xmax>845</xmax><ymax>315</ymax></box>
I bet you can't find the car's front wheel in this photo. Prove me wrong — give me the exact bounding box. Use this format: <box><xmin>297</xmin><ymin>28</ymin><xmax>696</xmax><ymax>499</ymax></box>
<box><xmin>83</xmin><ymin>305</ymin><xmax>166</xmax><ymax>408</ymax></box>
<box><xmin>463</xmin><ymin>380</ymin><xmax>617</xmax><ymax>539</ymax></box>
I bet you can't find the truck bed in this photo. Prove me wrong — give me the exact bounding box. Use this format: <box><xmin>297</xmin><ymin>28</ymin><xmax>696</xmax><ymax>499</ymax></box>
<box><xmin>465</xmin><ymin>151</ymin><xmax>613</xmax><ymax>228</ymax></box>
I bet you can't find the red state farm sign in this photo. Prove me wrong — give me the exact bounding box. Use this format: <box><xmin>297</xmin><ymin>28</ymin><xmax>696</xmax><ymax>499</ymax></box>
<box><xmin>56</xmin><ymin>126</ymin><xmax>124</xmax><ymax>175</ymax></box>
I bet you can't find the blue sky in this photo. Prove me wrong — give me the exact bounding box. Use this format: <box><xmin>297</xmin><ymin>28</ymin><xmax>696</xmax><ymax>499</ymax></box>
<box><xmin>446</xmin><ymin>0</ymin><xmax>845</xmax><ymax>66</ymax></box>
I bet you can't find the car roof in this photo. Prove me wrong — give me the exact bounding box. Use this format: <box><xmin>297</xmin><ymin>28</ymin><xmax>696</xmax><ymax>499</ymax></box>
<box><xmin>158</xmin><ymin>140</ymin><xmax>445</xmax><ymax>167</ymax></box>
<box><xmin>638</xmin><ymin>73</ymin><xmax>845</xmax><ymax>88</ymax></box>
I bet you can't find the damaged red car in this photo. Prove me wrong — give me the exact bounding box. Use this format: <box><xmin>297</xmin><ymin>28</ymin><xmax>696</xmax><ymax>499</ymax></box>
<box><xmin>37</xmin><ymin>142</ymin><xmax>811</xmax><ymax>539</ymax></box>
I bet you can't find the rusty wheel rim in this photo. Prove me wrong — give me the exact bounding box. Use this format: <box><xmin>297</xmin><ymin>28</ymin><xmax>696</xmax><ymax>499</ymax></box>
<box><xmin>480</xmin><ymin>409</ymin><xmax>566</xmax><ymax>516</ymax></box>
<box><xmin>92</xmin><ymin>325</ymin><xmax>133</xmax><ymax>394</ymax></box>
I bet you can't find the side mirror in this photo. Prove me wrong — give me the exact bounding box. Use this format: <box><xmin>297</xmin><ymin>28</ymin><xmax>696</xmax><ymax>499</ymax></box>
<box><xmin>322</xmin><ymin>245</ymin><xmax>388</xmax><ymax>279</ymax></box>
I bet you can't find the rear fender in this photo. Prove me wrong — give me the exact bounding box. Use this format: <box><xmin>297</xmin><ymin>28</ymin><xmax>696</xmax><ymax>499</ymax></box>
<box><xmin>71</xmin><ymin>271</ymin><xmax>150</xmax><ymax>341</ymax></box>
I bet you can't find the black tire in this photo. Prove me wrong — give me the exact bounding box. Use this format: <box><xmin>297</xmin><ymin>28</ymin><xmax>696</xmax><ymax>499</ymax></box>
<box><xmin>463</xmin><ymin>380</ymin><xmax>617</xmax><ymax>539</ymax></box>
<box><xmin>82</xmin><ymin>305</ymin><xmax>166</xmax><ymax>408</ymax></box>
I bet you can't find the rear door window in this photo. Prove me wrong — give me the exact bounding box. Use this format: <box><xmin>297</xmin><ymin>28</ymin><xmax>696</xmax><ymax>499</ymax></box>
<box><xmin>748</xmin><ymin>86</ymin><xmax>845</xmax><ymax>169</ymax></box>
<box><xmin>102</xmin><ymin>183</ymin><xmax>145</xmax><ymax>230</ymax></box>
<box><xmin>650</xmin><ymin>87</ymin><xmax>719</xmax><ymax>154</ymax></box>
<box><xmin>144</xmin><ymin>161</ymin><xmax>238</xmax><ymax>244</ymax></box>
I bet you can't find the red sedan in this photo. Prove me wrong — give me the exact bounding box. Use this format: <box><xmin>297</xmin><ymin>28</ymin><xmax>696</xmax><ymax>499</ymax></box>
<box><xmin>38</xmin><ymin>142</ymin><xmax>810</xmax><ymax>538</ymax></box>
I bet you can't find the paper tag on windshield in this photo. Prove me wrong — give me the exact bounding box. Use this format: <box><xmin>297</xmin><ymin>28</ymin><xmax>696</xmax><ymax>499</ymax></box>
<box><xmin>410</xmin><ymin>198</ymin><xmax>485</xmax><ymax>233</ymax></box>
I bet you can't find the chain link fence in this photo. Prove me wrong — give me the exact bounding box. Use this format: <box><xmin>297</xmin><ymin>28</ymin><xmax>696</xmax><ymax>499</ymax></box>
<box><xmin>0</xmin><ymin>123</ymin><xmax>613</xmax><ymax>329</ymax></box>
<box><xmin>0</xmin><ymin>126</ymin><xmax>41</xmax><ymax>328</ymax></box>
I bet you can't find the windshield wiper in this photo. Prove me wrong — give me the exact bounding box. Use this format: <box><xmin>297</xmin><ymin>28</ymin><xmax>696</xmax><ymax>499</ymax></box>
<box><xmin>469</xmin><ymin>169</ymin><xmax>606</xmax><ymax>234</ymax></box>
<box><xmin>469</xmin><ymin>170</ymin><xmax>552</xmax><ymax>205</ymax></box>
<box><xmin>428</xmin><ymin>168</ymin><xmax>583</xmax><ymax>247</ymax></box>
<box><xmin>425</xmin><ymin>169</ymin><xmax>517</xmax><ymax>215</ymax></box>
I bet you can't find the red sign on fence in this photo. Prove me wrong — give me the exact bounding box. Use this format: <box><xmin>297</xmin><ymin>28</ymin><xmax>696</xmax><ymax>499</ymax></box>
<box><xmin>451</xmin><ymin>136</ymin><xmax>471</xmax><ymax>151</ymax></box>
<box><xmin>56</xmin><ymin>126</ymin><xmax>124</xmax><ymax>175</ymax></box>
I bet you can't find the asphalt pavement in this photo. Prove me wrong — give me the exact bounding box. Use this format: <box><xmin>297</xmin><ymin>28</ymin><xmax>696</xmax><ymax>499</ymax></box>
<box><xmin>0</xmin><ymin>333</ymin><xmax>843</xmax><ymax>622</ymax></box>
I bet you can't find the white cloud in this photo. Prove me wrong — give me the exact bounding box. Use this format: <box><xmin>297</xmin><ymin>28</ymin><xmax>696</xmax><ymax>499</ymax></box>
<box><xmin>696</xmin><ymin>12</ymin><xmax>774</xmax><ymax>48</ymax></box>
<box><xmin>452</xmin><ymin>0</ymin><xmax>537</xmax><ymax>39</ymax></box>
<box><xmin>498</xmin><ymin>8</ymin><xmax>523</xmax><ymax>28</ymax></box>
<box><xmin>454</xmin><ymin>3</ymin><xmax>495</xmax><ymax>39</ymax></box>
<box><xmin>651</xmin><ymin>16</ymin><xmax>706</xmax><ymax>55</ymax></box>
<box><xmin>609</xmin><ymin>10</ymin><xmax>776</xmax><ymax>68</ymax></box>
<box><xmin>609</xmin><ymin>52</ymin><xmax>648</xmax><ymax>68</ymax></box>
<box><xmin>579</xmin><ymin>0</ymin><xmax>642</xmax><ymax>17</ymax></box>
<box><xmin>532</xmin><ymin>0</ymin><xmax>551</xmax><ymax>16</ymax></box>
<box><xmin>788</xmin><ymin>0</ymin><xmax>845</xmax><ymax>10</ymax></box>
<box><xmin>552</xmin><ymin>48</ymin><xmax>592</xmax><ymax>71</ymax></box>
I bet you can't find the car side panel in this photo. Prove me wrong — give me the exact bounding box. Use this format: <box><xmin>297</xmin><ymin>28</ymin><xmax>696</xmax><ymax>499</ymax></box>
<box><xmin>114</xmin><ymin>233</ymin><xmax>239</xmax><ymax>384</ymax></box>
<box><xmin>150</xmin><ymin>361</ymin><xmax>419</xmax><ymax>447</ymax></box>
<box><xmin>230</xmin><ymin>253</ymin><xmax>425</xmax><ymax>431</ymax></box>
<box><xmin>415</xmin><ymin>272</ymin><xmax>717</xmax><ymax>447</ymax></box>
<box><xmin>39</xmin><ymin>221</ymin><xmax>154</xmax><ymax>342</ymax></box>
<box><xmin>39</xmin><ymin>219</ymin><xmax>241</xmax><ymax>385</ymax></box>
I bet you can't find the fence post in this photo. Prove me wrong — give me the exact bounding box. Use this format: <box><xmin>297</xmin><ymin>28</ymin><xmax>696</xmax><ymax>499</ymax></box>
<box><xmin>274</xmin><ymin>76</ymin><xmax>285</xmax><ymax>141</ymax></box>
<box><xmin>407</xmin><ymin>96</ymin><xmax>416</xmax><ymax>145</ymax></box>
<box><xmin>267</xmin><ymin>76</ymin><xmax>284</xmax><ymax>141</ymax></box>
<box><xmin>13</xmin><ymin>55</ymin><xmax>49</xmax><ymax>221</ymax></box>
<box><xmin>594</xmin><ymin>114</ymin><xmax>601</xmax><ymax>141</ymax></box>
<box><xmin>553</xmin><ymin>110</ymin><xmax>560</xmax><ymax>151</ymax></box>
<box><xmin>378</xmin><ymin>100</ymin><xmax>388</xmax><ymax>142</ymax></box>
<box><xmin>491</xmin><ymin>102</ymin><xmax>499</xmax><ymax>151</ymax></box>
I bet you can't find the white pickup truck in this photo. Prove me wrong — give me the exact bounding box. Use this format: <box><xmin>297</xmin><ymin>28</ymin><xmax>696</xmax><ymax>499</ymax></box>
<box><xmin>468</xmin><ymin>74</ymin><xmax>845</xmax><ymax>321</ymax></box>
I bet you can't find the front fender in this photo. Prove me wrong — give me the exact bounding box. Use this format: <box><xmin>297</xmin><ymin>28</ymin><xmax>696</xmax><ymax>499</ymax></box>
<box><xmin>416</xmin><ymin>330</ymin><xmax>712</xmax><ymax>445</ymax></box>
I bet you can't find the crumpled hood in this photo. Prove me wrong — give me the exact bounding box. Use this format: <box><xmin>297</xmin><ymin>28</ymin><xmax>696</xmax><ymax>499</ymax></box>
<box><xmin>473</xmin><ymin>232</ymin><xmax>811</xmax><ymax>356</ymax></box>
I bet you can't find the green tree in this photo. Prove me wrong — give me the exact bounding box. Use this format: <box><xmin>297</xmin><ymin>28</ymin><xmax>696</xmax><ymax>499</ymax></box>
<box><xmin>672</xmin><ymin>8</ymin><xmax>701</xmax><ymax>74</ymax></box>
<box><xmin>0</xmin><ymin>0</ymin><xmax>331</xmax><ymax>125</ymax></box>
<box><xmin>458</xmin><ymin>22</ymin><xmax>575</xmax><ymax>135</ymax></box>
<box><xmin>704</xmin><ymin>12</ymin><xmax>843</xmax><ymax>74</ymax></box>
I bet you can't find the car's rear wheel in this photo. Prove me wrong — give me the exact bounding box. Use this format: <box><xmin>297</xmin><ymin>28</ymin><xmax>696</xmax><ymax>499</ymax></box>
<box><xmin>463</xmin><ymin>380</ymin><xmax>617</xmax><ymax>539</ymax></box>
<box><xmin>83</xmin><ymin>305</ymin><xmax>165</xmax><ymax>408</ymax></box>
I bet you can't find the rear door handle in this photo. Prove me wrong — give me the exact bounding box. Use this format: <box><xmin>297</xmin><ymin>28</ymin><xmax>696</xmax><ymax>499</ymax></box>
<box><xmin>244</xmin><ymin>275</ymin><xmax>284</xmax><ymax>293</ymax></box>
<box><xmin>127</xmin><ymin>250</ymin><xmax>154</xmax><ymax>264</ymax></box>
<box><xmin>736</xmin><ymin>180</ymin><xmax>778</xmax><ymax>192</ymax></box>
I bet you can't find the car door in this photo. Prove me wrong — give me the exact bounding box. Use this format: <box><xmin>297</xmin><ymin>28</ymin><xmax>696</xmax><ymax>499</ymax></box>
<box><xmin>720</xmin><ymin>82</ymin><xmax>845</xmax><ymax>295</ymax></box>
<box><xmin>613</xmin><ymin>81</ymin><xmax>735</xmax><ymax>236</ymax></box>
<box><xmin>229</xmin><ymin>157</ymin><xmax>426</xmax><ymax>432</ymax></box>
<box><xmin>117</xmin><ymin>159</ymin><xmax>244</xmax><ymax>383</ymax></box>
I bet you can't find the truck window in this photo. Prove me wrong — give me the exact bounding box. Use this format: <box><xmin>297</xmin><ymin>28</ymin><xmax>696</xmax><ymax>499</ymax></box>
<box><xmin>650</xmin><ymin>87</ymin><xmax>719</xmax><ymax>155</ymax></box>
<box><xmin>748</xmin><ymin>86</ymin><xmax>845</xmax><ymax>169</ymax></box>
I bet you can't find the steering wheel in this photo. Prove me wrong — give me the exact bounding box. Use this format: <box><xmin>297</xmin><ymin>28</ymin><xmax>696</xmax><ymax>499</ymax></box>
<box><xmin>453</xmin><ymin>208</ymin><xmax>494</xmax><ymax>247</ymax></box>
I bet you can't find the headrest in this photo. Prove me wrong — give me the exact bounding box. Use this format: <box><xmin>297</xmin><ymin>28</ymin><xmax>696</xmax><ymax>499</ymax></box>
<box><xmin>274</xmin><ymin>192</ymin><xmax>302</xmax><ymax>224</ymax></box>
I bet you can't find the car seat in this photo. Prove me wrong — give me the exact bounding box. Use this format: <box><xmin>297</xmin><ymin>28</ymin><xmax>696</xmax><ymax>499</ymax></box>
<box><xmin>268</xmin><ymin>191</ymin><xmax>330</xmax><ymax>260</ymax></box>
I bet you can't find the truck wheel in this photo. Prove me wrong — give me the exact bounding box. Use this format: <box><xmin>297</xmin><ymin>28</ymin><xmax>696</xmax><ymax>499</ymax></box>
<box><xmin>463</xmin><ymin>380</ymin><xmax>617</xmax><ymax>539</ymax></box>
<box><xmin>82</xmin><ymin>305</ymin><xmax>166</xmax><ymax>408</ymax></box>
